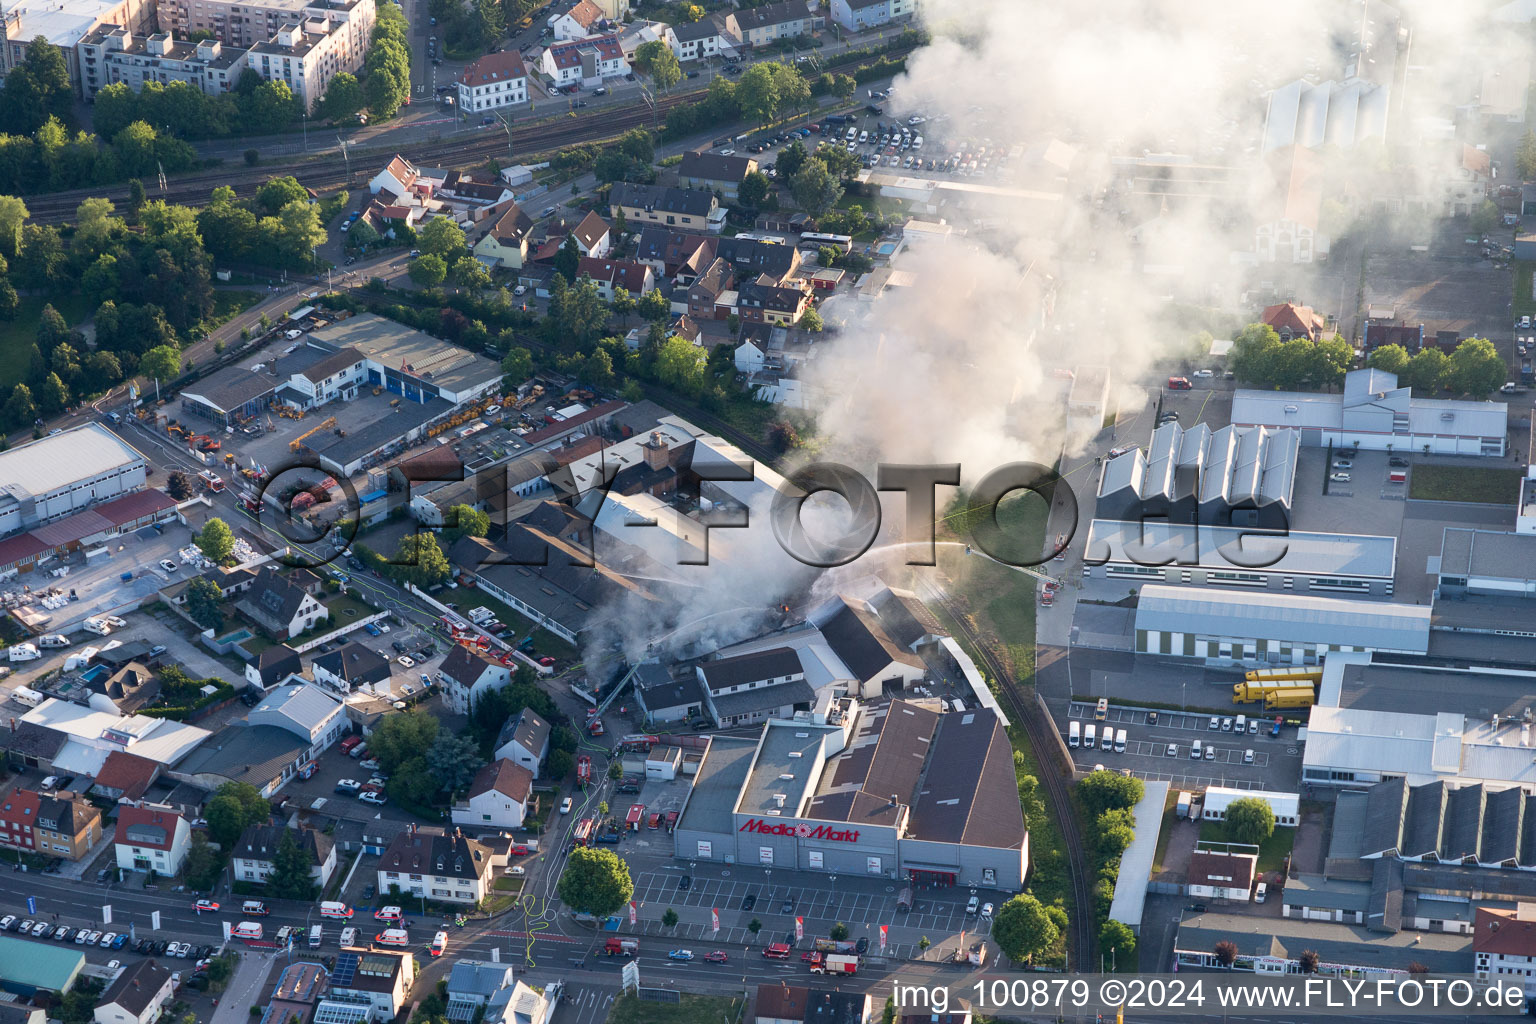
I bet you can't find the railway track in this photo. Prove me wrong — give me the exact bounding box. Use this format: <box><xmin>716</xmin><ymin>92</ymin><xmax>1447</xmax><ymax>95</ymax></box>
<box><xmin>917</xmin><ymin>576</ymin><xmax>1095</xmax><ymax>973</ymax></box>
<box><xmin>21</xmin><ymin>43</ymin><xmax>917</xmax><ymax>221</ymax></box>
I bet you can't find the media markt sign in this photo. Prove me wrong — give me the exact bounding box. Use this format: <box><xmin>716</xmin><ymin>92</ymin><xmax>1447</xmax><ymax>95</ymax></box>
<box><xmin>739</xmin><ymin>818</ymin><xmax>862</xmax><ymax>843</ymax></box>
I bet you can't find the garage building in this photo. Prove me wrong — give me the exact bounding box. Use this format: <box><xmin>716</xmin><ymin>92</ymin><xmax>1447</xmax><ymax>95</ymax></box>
<box><xmin>0</xmin><ymin>424</ymin><xmax>149</xmax><ymax>539</ymax></box>
<box><xmin>1134</xmin><ymin>585</ymin><xmax>1430</xmax><ymax>664</ymax></box>
<box><xmin>1436</xmin><ymin>528</ymin><xmax>1536</xmax><ymax>599</ymax></box>
<box><xmin>672</xmin><ymin>696</ymin><xmax>1028</xmax><ymax>892</ymax></box>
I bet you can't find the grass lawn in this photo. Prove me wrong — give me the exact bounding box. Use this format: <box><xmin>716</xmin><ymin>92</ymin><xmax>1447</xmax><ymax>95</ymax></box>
<box><xmin>1408</xmin><ymin>463</ymin><xmax>1521</xmax><ymax>504</ymax></box>
<box><xmin>210</xmin><ymin>290</ymin><xmax>262</xmax><ymax>325</ymax></box>
<box><xmin>941</xmin><ymin>489</ymin><xmax>1048</xmax><ymax>672</ymax></box>
<box><xmin>607</xmin><ymin>994</ymin><xmax>744</xmax><ymax>1024</ymax></box>
<box><xmin>241</xmin><ymin>634</ymin><xmax>275</xmax><ymax>656</ymax></box>
<box><xmin>1151</xmin><ymin>790</ymin><xmax>1182</xmax><ymax>874</ymax></box>
<box><xmin>1199</xmin><ymin>819</ymin><xmax>1295</xmax><ymax>876</ymax></box>
<box><xmin>325</xmin><ymin>591</ymin><xmax>379</xmax><ymax>622</ymax></box>
<box><xmin>0</xmin><ymin>294</ymin><xmax>93</xmax><ymax>389</ymax></box>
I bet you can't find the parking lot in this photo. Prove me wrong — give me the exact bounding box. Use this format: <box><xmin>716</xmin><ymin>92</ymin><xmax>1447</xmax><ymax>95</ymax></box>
<box><xmin>627</xmin><ymin>865</ymin><xmax>990</xmax><ymax>956</ymax></box>
<box><xmin>1062</xmin><ymin>699</ymin><xmax>1303</xmax><ymax>791</ymax></box>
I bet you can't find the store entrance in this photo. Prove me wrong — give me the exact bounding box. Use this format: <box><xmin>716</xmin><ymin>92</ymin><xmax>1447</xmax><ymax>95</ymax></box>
<box><xmin>908</xmin><ymin>868</ymin><xmax>955</xmax><ymax>888</ymax></box>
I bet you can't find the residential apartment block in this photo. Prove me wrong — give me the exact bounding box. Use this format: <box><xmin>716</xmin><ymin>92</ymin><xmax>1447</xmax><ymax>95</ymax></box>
<box><xmin>829</xmin><ymin>0</ymin><xmax>916</xmax><ymax>32</ymax></box>
<box><xmin>539</xmin><ymin>32</ymin><xmax>627</xmax><ymax>87</ymax></box>
<box><xmin>77</xmin><ymin>26</ymin><xmax>244</xmax><ymax>98</ymax></box>
<box><xmin>457</xmin><ymin>49</ymin><xmax>528</xmax><ymax>113</ymax></box>
<box><xmin>0</xmin><ymin>0</ymin><xmax>156</xmax><ymax>95</ymax></box>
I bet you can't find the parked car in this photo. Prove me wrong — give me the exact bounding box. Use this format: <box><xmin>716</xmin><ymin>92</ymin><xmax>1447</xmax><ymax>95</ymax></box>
<box><xmin>742</xmin><ymin>893</ymin><xmax>756</xmax><ymax>911</ymax></box>
<box><xmin>159</xmin><ymin>559</ymin><xmax>179</xmax><ymax>572</ymax></box>
<box><xmin>1330</xmin><ymin>472</ymin><xmax>1351</xmax><ymax>482</ymax></box>
<box><xmin>668</xmin><ymin>950</ymin><xmax>694</xmax><ymax>961</ymax></box>
<box><xmin>335</xmin><ymin>779</ymin><xmax>362</xmax><ymax>793</ymax></box>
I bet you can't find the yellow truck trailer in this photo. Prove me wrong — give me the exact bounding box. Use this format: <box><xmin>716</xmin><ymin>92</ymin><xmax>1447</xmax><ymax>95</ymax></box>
<box><xmin>1244</xmin><ymin>667</ymin><xmax>1323</xmax><ymax>684</ymax></box>
<box><xmin>1262</xmin><ymin>686</ymin><xmax>1315</xmax><ymax>710</ymax></box>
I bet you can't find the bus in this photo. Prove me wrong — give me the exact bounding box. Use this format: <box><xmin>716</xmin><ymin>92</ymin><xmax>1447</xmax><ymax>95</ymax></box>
<box><xmin>573</xmin><ymin>818</ymin><xmax>595</xmax><ymax>848</ymax></box>
<box><xmin>799</xmin><ymin>232</ymin><xmax>853</xmax><ymax>254</ymax></box>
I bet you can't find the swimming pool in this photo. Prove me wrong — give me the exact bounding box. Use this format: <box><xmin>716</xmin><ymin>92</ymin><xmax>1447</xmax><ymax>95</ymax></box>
<box><xmin>874</xmin><ymin>241</ymin><xmax>898</xmax><ymax>257</ymax></box>
<box><xmin>217</xmin><ymin>629</ymin><xmax>254</xmax><ymax>645</ymax></box>
<box><xmin>80</xmin><ymin>665</ymin><xmax>109</xmax><ymax>684</ymax></box>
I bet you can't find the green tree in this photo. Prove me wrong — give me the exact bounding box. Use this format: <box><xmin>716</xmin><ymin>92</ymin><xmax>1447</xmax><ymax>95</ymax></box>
<box><xmin>560</xmin><ymin>277</ymin><xmax>610</xmax><ymax>345</ymax></box>
<box><xmin>0</xmin><ymin>195</ymin><xmax>28</xmax><ymax>257</ymax></box>
<box><xmin>739</xmin><ymin>170</ymin><xmax>772</xmax><ymax>208</ymax></box>
<box><xmin>267</xmin><ymin>828</ymin><xmax>318</xmax><ymax>900</ymax></box>
<box><xmin>1224</xmin><ymin>796</ymin><xmax>1276</xmax><ymax>846</ymax></box>
<box><xmin>655</xmin><ymin>335</ymin><xmax>706</xmax><ymax>392</ymax></box>
<box><xmin>196</xmin><ymin>517</ymin><xmax>236</xmax><ymax>562</ymax></box>
<box><xmin>1449</xmin><ymin>336</ymin><xmax>1505</xmax><ymax>396</ymax></box>
<box><xmin>81</xmin><ymin>253</ymin><xmax>120</xmax><ymax>305</ymax></box>
<box><xmin>139</xmin><ymin>344</ymin><xmax>182</xmax><ymax>383</ymax></box>
<box><xmin>444</xmin><ymin>503</ymin><xmax>490</xmax><ymax>539</ymax></box>
<box><xmin>557</xmin><ymin>846</ymin><xmax>634</xmax><ymax>916</ymax></box>
<box><xmin>1077</xmin><ymin>769</ymin><xmax>1144</xmax><ymax>817</ymax></box>
<box><xmin>73</xmin><ymin>197</ymin><xmax>121</xmax><ymax>254</ymax></box>
<box><xmin>184</xmin><ymin>576</ymin><xmax>224</xmax><ymax>631</ymax></box>
<box><xmin>35</xmin><ymin>303</ymin><xmax>71</xmax><ymax>354</ymax></box>
<box><xmin>1213</xmin><ymin>939</ymin><xmax>1238</xmax><ymax>968</ymax></box>
<box><xmin>1099</xmin><ymin>920</ymin><xmax>1136</xmax><ymax>971</ymax></box>
<box><xmin>1</xmin><ymin>38</ymin><xmax>73</xmax><ymax>133</ymax></box>
<box><xmin>1227</xmin><ymin>322</ymin><xmax>1282</xmax><ymax>384</ymax></box>
<box><xmin>166</xmin><ymin>471</ymin><xmax>194</xmax><ymax>501</ymax></box>
<box><xmin>649</xmin><ymin>47</ymin><xmax>682</xmax><ymax>92</ymax></box>
<box><xmin>580</xmin><ymin>348</ymin><xmax>615</xmax><ymax>387</ymax></box>
<box><xmin>320</xmin><ymin>72</ymin><xmax>366</xmax><ymax>122</ymax></box>
<box><xmin>748</xmin><ymin>918</ymin><xmax>762</xmax><ymax>936</ymax></box>
<box><xmin>272</xmin><ymin>201</ymin><xmax>327</xmax><ymax>266</ymax></box>
<box><xmin>778</xmin><ymin>141</ymin><xmax>808</xmax><ymax>180</ymax></box>
<box><xmin>638</xmin><ymin>287</ymin><xmax>670</xmax><ymax>321</ymax></box>
<box><xmin>791</xmin><ymin>160</ymin><xmax>842</xmax><ymax>218</ymax></box>
<box><xmin>829</xmin><ymin>921</ymin><xmax>849</xmax><ymax>941</ymax></box>
<box><xmin>1470</xmin><ymin>199</ymin><xmax>1501</xmax><ymax>236</ymax></box>
<box><xmin>256</xmin><ymin>175</ymin><xmax>309</xmax><ymax>216</ymax></box>
<box><xmin>37</xmin><ymin>371</ymin><xmax>67</xmax><ymax>415</ymax></box>
<box><xmin>451</xmin><ymin>255</ymin><xmax>492</xmax><ymax>291</ymax></box>
<box><xmin>475</xmin><ymin>0</ymin><xmax>506</xmax><ymax>49</ymax></box>
<box><xmin>815</xmin><ymin>143</ymin><xmax>863</xmax><ymax>181</ymax></box>
<box><xmin>1519</xmin><ymin>129</ymin><xmax>1536</xmax><ymax>181</ymax></box>
<box><xmin>182</xmin><ymin>832</ymin><xmax>224</xmax><ymax>891</ymax></box>
<box><xmin>992</xmin><ymin>893</ymin><xmax>1058</xmax><ymax>963</ymax></box>
<box><xmin>662</xmin><ymin>908</ymin><xmax>679</xmax><ymax>928</ymax></box>
<box><xmin>736</xmin><ymin>63</ymin><xmax>781</xmax><ymax>126</ymax></box>
<box><xmin>391</xmin><ymin>531</ymin><xmax>452</xmax><ymax>587</ymax></box>
<box><xmin>126</xmin><ymin>179</ymin><xmax>147</xmax><ymax>224</ymax></box>
<box><xmin>367</xmin><ymin>710</ymin><xmax>440</xmax><ymax>773</ymax></box>
<box><xmin>420</xmin><ymin>217</ymin><xmax>468</xmax><ymax>260</ymax></box>
<box><xmin>833</xmin><ymin>73</ymin><xmax>857</xmax><ymax>101</ymax></box>
<box><xmin>501</xmin><ymin>346</ymin><xmax>533</xmax><ymax>384</ymax></box>
<box><xmin>546</xmin><ymin>748</ymin><xmax>574</xmax><ymax>779</ymax></box>
<box><xmin>1403</xmin><ymin>347</ymin><xmax>1450</xmax><ymax>393</ymax></box>
<box><xmin>205</xmin><ymin>782</ymin><xmax>270</xmax><ymax>848</ymax></box>
<box><xmin>610</xmin><ymin>287</ymin><xmax>636</xmax><ymax>326</ymax></box>
<box><xmin>425</xmin><ymin>731</ymin><xmax>485</xmax><ymax>796</ymax></box>
<box><xmin>553</xmin><ymin>234</ymin><xmax>581</xmax><ymax>283</ymax></box>
<box><xmin>797</xmin><ymin>307</ymin><xmax>823</xmax><ymax>332</ymax></box>
<box><xmin>1366</xmin><ymin>343</ymin><xmax>1411</xmax><ymax>376</ymax></box>
<box><xmin>632</xmin><ymin>41</ymin><xmax>666</xmax><ymax>75</ymax></box>
<box><xmin>408</xmin><ymin>253</ymin><xmax>448</xmax><ymax>289</ymax></box>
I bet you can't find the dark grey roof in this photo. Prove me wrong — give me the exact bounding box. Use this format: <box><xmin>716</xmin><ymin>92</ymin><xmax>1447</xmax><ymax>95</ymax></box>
<box><xmin>1279</xmin><ymin>874</ymin><xmax>1371</xmax><ymax>913</ymax></box>
<box><xmin>254</xmin><ymin>643</ymin><xmax>303</xmax><ymax>685</ymax></box>
<box><xmin>610</xmin><ymin>182</ymin><xmax>716</xmax><ymax>218</ymax></box>
<box><xmin>1367</xmin><ymin>857</ymin><xmax>1404</xmax><ymax>933</ymax></box>
<box><xmin>808</xmin><ymin>701</ymin><xmax>938</xmax><ymax>829</ymax></box>
<box><xmin>0</xmin><ymin>721</ymin><xmax>66</xmax><ymax>760</ymax></box>
<box><xmin>182</xmin><ymin>367</ymin><xmax>277</xmax><ymax>414</ymax></box>
<box><xmin>177</xmin><ymin>724</ymin><xmax>307</xmax><ymax>790</ymax></box>
<box><xmin>698</xmin><ymin>647</ymin><xmax>803</xmax><ymax>693</ymax></box>
<box><xmin>908</xmin><ymin>710</ymin><xmax>1028</xmax><ymax>850</ymax></box>
<box><xmin>1176</xmin><ymin>909</ymin><xmax>1471</xmax><ymax>974</ymax></box>
<box><xmin>678</xmin><ymin>150</ymin><xmax>755</xmax><ymax>185</ymax></box>
<box><xmin>1481</xmin><ymin>787</ymin><xmax>1523</xmax><ymax>865</ymax></box>
<box><xmin>1361</xmin><ymin>776</ymin><xmax>1406</xmax><ymax>856</ymax></box>
<box><xmin>102</xmin><ymin>959</ymin><xmax>173</xmax><ymax>1016</ymax></box>
<box><xmin>439</xmin><ymin>644</ymin><xmax>502</xmax><ymax>691</ymax></box>
<box><xmin>817</xmin><ymin>599</ymin><xmax>922</xmax><ymax>682</ymax></box>
<box><xmin>735</xmin><ymin>0</ymin><xmax>813</xmax><ymax>29</ymax></box>
<box><xmin>1521</xmin><ymin>793</ymin><xmax>1536</xmax><ymax>868</ymax></box>
<box><xmin>497</xmin><ymin>707</ymin><xmax>551</xmax><ymax>757</ymax></box>
<box><xmin>708</xmin><ymin>678</ymin><xmax>816</xmax><ymax>719</ymax></box>
<box><xmin>1403</xmin><ymin>859</ymin><xmax>1536</xmax><ymax>900</ymax></box>
<box><xmin>236</xmin><ymin>567</ymin><xmax>312</xmax><ymax>632</ymax></box>
<box><xmin>234</xmin><ymin>823</ymin><xmax>334</xmax><ymax>866</ymax></box>
<box><xmin>671</xmin><ymin>15</ymin><xmax>726</xmax><ymax>41</ymax></box>
<box><xmin>635</xmin><ymin>665</ymin><xmax>705</xmax><ymax>713</ymax></box>
<box><xmin>380</xmin><ymin>828</ymin><xmax>491</xmax><ymax>880</ymax></box>
<box><xmin>1402</xmin><ymin>781</ymin><xmax>1446</xmax><ymax>859</ymax></box>
<box><xmin>312</xmin><ymin>642</ymin><xmax>391</xmax><ymax>686</ymax></box>
<box><xmin>1440</xmin><ymin>783</ymin><xmax>1485</xmax><ymax>862</ymax></box>
<box><xmin>95</xmin><ymin>639</ymin><xmax>153</xmax><ymax>668</ymax></box>
<box><xmin>295</xmin><ymin>347</ymin><xmax>364</xmax><ymax>384</ymax></box>
<box><xmin>713</xmin><ymin>236</ymin><xmax>800</xmax><ymax>278</ymax></box>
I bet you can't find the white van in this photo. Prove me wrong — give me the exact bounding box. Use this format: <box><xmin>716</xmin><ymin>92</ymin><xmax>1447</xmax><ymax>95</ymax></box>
<box><xmin>1114</xmin><ymin>728</ymin><xmax>1127</xmax><ymax>753</ymax></box>
<box><xmin>1084</xmin><ymin>723</ymin><xmax>1097</xmax><ymax>749</ymax></box>
<box><xmin>319</xmin><ymin>902</ymin><xmax>353</xmax><ymax>919</ymax></box>
<box><xmin>1254</xmin><ymin>881</ymin><xmax>1267</xmax><ymax>904</ymax></box>
<box><xmin>375</xmin><ymin>928</ymin><xmax>410</xmax><ymax>947</ymax></box>
<box><xmin>339</xmin><ymin>926</ymin><xmax>358</xmax><ymax>947</ymax></box>
<box><xmin>1101</xmin><ymin>728</ymin><xmax>1114</xmax><ymax>752</ymax></box>
<box><xmin>37</xmin><ymin>634</ymin><xmax>69</xmax><ymax>649</ymax></box>
<box><xmin>7</xmin><ymin>644</ymin><xmax>39</xmax><ymax>663</ymax></box>
<box><xmin>1190</xmin><ymin>740</ymin><xmax>1202</xmax><ymax>760</ymax></box>
<box><xmin>1234</xmin><ymin>714</ymin><xmax>1247</xmax><ymax>733</ymax></box>
<box><xmin>1068</xmin><ymin>720</ymin><xmax>1080</xmax><ymax>748</ymax></box>
<box><xmin>82</xmin><ymin>619</ymin><xmax>111</xmax><ymax>636</ymax></box>
<box><xmin>308</xmin><ymin>925</ymin><xmax>322</xmax><ymax>948</ymax></box>
<box><xmin>232</xmin><ymin>922</ymin><xmax>264</xmax><ymax>941</ymax></box>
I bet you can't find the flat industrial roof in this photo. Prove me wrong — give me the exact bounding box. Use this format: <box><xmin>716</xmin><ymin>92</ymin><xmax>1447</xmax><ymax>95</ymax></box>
<box><xmin>1135</xmin><ymin>585</ymin><xmax>1430</xmax><ymax>652</ymax></box>
<box><xmin>677</xmin><ymin>736</ymin><xmax>758</xmax><ymax>835</ymax></box>
<box><xmin>0</xmin><ymin>423</ymin><xmax>145</xmax><ymax>502</ymax></box>
<box><xmin>180</xmin><ymin>367</ymin><xmax>279</xmax><ymax>415</ymax></box>
<box><xmin>1440</xmin><ymin>528</ymin><xmax>1536</xmax><ymax>583</ymax></box>
<box><xmin>1176</xmin><ymin>910</ymin><xmax>1471</xmax><ymax>973</ymax></box>
<box><xmin>1109</xmin><ymin>780</ymin><xmax>1169</xmax><ymax>930</ymax></box>
<box><xmin>1326</xmin><ymin>654</ymin><xmax>1536</xmax><ymax>720</ymax></box>
<box><xmin>306</xmin><ymin>314</ymin><xmax>501</xmax><ymax>396</ymax></box>
<box><xmin>22</xmin><ymin>700</ymin><xmax>210</xmax><ymax>766</ymax></box>
<box><xmin>299</xmin><ymin>392</ymin><xmax>448</xmax><ymax>468</ymax></box>
<box><xmin>1086</xmin><ymin>518</ymin><xmax>1398</xmax><ymax>579</ymax></box>
<box><xmin>737</xmin><ymin>722</ymin><xmax>832</xmax><ymax>817</ymax></box>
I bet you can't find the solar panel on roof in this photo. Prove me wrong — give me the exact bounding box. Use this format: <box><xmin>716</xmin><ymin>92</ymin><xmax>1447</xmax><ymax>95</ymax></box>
<box><xmin>330</xmin><ymin>952</ymin><xmax>359</xmax><ymax>986</ymax></box>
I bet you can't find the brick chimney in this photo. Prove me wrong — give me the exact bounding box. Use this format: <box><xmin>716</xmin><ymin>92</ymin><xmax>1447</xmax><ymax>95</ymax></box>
<box><xmin>641</xmin><ymin>431</ymin><xmax>667</xmax><ymax>470</ymax></box>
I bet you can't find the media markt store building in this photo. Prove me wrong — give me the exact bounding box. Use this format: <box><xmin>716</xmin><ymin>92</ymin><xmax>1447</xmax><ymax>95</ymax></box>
<box><xmin>672</xmin><ymin>701</ymin><xmax>1028</xmax><ymax>891</ymax></box>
